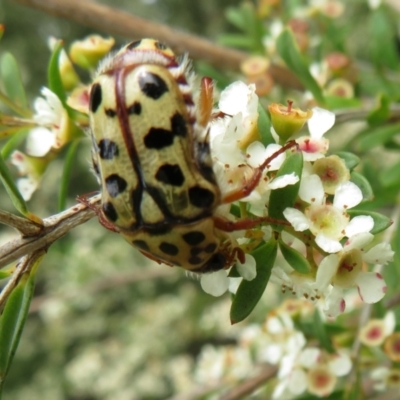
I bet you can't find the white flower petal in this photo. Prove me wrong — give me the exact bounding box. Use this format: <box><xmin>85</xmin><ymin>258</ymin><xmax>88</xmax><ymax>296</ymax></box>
<box><xmin>264</xmin><ymin>143</ymin><xmax>285</xmax><ymax>170</ymax></box>
<box><xmin>236</xmin><ymin>254</ymin><xmax>257</xmax><ymax>281</ymax></box>
<box><xmin>218</xmin><ymin>81</ymin><xmax>257</xmax><ymax>115</ymax></box>
<box><xmin>298</xmin><ymin>348</ymin><xmax>321</xmax><ymax>368</ymax></box>
<box><xmin>26</xmin><ymin>127</ymin><xmax>55</xmax><ymax>157</ymax></box>
<box><xmin>344</xmin><ymin>232</ymin><xmax>374</xmax><ymax>251</ymax></box>
<box><xmin>333</xmin><ymin>181</ymin><xmax>362</xmax><ymax>210</ymax></box>
<box><xmin>323</xmin><ymin>286</ymin><xmax>346</xmax><ymax>317</ymax></box>
<box><xmin>328</xmin><ymin>351</ymin><xmax>352</xmax><ymax>376</ymax></box>
<box><xmin>355</xmin><ymin>272</ymin><xmax>387</xmax><ymax>303</ymax></box>
<box><xmin>200</xmin><ymin>270</ymin><xmax>229</xmax><ymax>296</ymax></box>
<box><xmin>345</xmin><ymin>215</ymin><xmax>374</xmax><ymax>237</ymax></box>
<box><xmin>17</xmin><ymin>177</ymin><xmax>38</xmax><ymax>201</ymax></box>
<box><xmin>299</xmin><ymin>174</ymin><xmax>325</xmax><ymax>204</ymax></box>
<box><xmin>363</xmin><ymin>243</ymin><xmax>394</xmax><ymax>265</ymax></box>
<box><xmin>315</xmin><ymin>234</ymin><xmax>343</xmax><ymax>253</ymax></box>
<box><xmin>246</xmin><ymin>141</ymin><xmax>266</xmax><ymax>167</ymax></box>
<box><xmin>288</xmin><ymin>368</ymin><xmax>308</xmax><ymax>395</ymax></box>
<box><xmin>307</xmin><ymin>107</ymin><xmax>335</xmax><ymax>139</ymax></box>
<box><xmin>384</xmin><ymin>311</ymin><xmax>396</xmax><ymax>336</ymax></box>
<box><xmin>316</xmin><ymin>254</ymin><xmax>339</xmax><ymax>290</ymax></box>
<box><xmin>283</xmin><ymin>208</ymin><xmax>310</xmax><ymax>231</ymax></box>
<box><xmin>228</xmin><ymin>277</ymin><xmax>241</xmax><ymax>294</ymax></box>
<box><xmin>268</xmin><ymin>173</ymin><xmax>299</xmax><ymax>189</ymax></box>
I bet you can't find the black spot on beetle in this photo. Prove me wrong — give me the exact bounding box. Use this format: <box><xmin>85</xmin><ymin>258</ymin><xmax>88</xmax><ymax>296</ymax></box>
<box><xmin>144</xmin><ymin>128</ymin><xmax>174</xmax><ymax>149</ymax></box>
<box><xmin>132</xmin><ymin>240</ymin><xmax>150</xmax><ymax>251</ymax></box>
<box><xmin>90</xmin><ymin>83</ymin><xmax>102</xmax><ymax>113</ymax></box>
<box><xmin>204</xmin><ymin>243</ymin><xmax>217</xmax><ymax>253</ymax></box>
<box><xmin>127</xmin><ymin>102</ymin><xmax>142</xmax><ymax>115</ymax></box>
<box><xmin>198</xmin><ymin>253</ymin><xmax>226</xmax><ymax>273</ymax></box>
<box><xmin>98</xmin><ymin>139</ymin><xmax>119</xmax><ymax>160</ymax></box>
<box><xmin>138</xmin><ymin>72</ymin><xmax>168</xmax><ymax>100</ymax></box>
<box><xmin>155</xmin><ymin>164</ymin><xmax>185</xmax><ymax>186</ymax></box>
<box><xmin>102</xmin><ymin>202</ymin><xmax>118</xmax><ymax>222</ymax></box>
<box><xmin>105</xmin><ymin>174</ymin><xmax>128</xmax><ymax>197</ymax></box>
<box><xmin>126</xmin><ymin>40</ymin><xmax>142</xmax><ymax>50</ymax></box>
<box><xmin>170</xmin><ymin>112</ymin><xmax>188</xmax><ymax>138</ymax></box>
<box><xmin>188</xmin><ymin>186</ymin><xmax>215</xmax><ymax>208</ymax></box>
<box><xmin>155</xmin><ymin>41</ymin><xmax>168</xmax><ymax>50</ymax></box>
<box><xmin>159</xmin><ymin>242</ymin><xmax>179</xmax><ymax>256</ymax></box>
<box><xmin>188</xmin><ymin>256</ymin><xmax>203</xmax><ymax>265</ymax></box>
<box><xmin>182</xmin><ymin>231</ymin><xmax>206</xmax><ymax>246</ymax></box>
<box><xmin>190</xmin><ymin>247</ymin><xmax>203</xmax><ymax>257</ymax></box>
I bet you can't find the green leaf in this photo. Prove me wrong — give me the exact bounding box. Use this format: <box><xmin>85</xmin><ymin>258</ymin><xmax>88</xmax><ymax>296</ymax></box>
<box><xmin>58</xmin><ymin>140</ymin><xmax>80</xmax><ymax>211</ymax></box>
<box><xmin>347</xmin><ymin>210</ymin><xmax>392</xmax><ymax>235</ymax></box>
<box><xmin>230</xmin><ymin>238</ymin><xmax>277</xmax><ymax>324</ymax></box>
<box><xmin>324</xmin><ymin>96</ymin><xmax>361</xmax><ymax>110</ymax></box>
<box><xmin>0</xmin><ymin>53</ymin><xmax>28</xmax><ymax>110</ymax></box>
<box><xmin>276</xmin><ymin>29</ymin><xmax>325</xmax><ymax>105</ymax></box>
<box><xmin>225</xmin><ymin>6</ymin><xmax>248</xmax><ymax>32</ymax></box>
<box><xmin>379</xmin><ymin>160</ymin><xmax>400</xmax><ymax>188</ymax></box>
<box><xmin>313</xmin><ymin>309</ymin><xmax>334</xmax><ymax>353</ymax></box>
<box><xmin>268</xmin><ymin>151</ymin><xmax>303</xmax><ymax>231</ymax></box>
<box><xmin>0</xmin><ymin>257</ymin><xmax>41</xmax><ymax>392</ymax></box>
<box><xmin>356</xmin><ymin>122</ymin><xmax>400</xmax><ymax>152</ymax></box>
<box><xmin>1</xmin><ymin>129</ymin><xmax>29</xmax><ymax>160</ymax></box>
<box><xmin>350</xmin><ymin>171</ymin><xmax>374</xmax><ymax>202</ymax></box>
<box><xmin>257</xmin><ymin>102</ymin><xmax>273</xmax><ymax>145</ymax></box>
<box><xmin>0</xmin><ymin>152</ymin><xmax>29</xmax><ymax>217</ymax></box>
<box><xmin>369</xmin><ymin>8</ymin><xmax>400</xmax><ymax>70</ymax></box>
<box><xmin>334</xmin><ymin>151</ymin><xmax>360</xmax><ymax>171</ymax></box>
<box><xmin>367</xmin><ymin>94</ymin><xmax>390</xmax><ymax>126</ymax></box>
<box><xmin>218</xmin><ymin>34</ymin><xmax>255</xmax><ymax>50</ymax></box>
<box><xmin>48</xmin><ymin>40</ymin><xmax>67</xmax><ymax>106</ymax></box>
<box><xmin>279</xmin><ymin>239</ymin><xmax>310</xmax><ymax>274</ymax></box>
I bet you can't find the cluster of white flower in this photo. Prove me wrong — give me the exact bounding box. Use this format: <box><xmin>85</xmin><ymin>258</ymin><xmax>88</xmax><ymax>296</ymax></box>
<box><xmin>201</xmin><ymin>81</ymin><xmax>393</xmax><ymax>319</ymax></box>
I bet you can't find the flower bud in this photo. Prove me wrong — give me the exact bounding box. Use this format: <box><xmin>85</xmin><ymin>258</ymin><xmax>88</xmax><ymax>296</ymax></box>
<box><xmin>69</xmin><ymin>35</ymin><xmax>115</xmax><ymax>70</ymax></box>
<box><xmin>268</xmin><ymin>102</ymin><xmax>313</xmax><ymax>143</ymax></box>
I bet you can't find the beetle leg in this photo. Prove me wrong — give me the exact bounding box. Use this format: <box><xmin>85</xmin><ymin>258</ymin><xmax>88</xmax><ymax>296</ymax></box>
<box><xmin>198</xmin><ymin>77</ymin><xmax>214</xmax><ymax>127</ymax></box>
<box><xmin>214</xmin><ymin>215</ymin><xmax>290</xmax><ymax>232</ymax></box>
<box><xmin>221</xmin><ymin>140</ymin><xmax>298</xmax><ymax>204</ymax></box>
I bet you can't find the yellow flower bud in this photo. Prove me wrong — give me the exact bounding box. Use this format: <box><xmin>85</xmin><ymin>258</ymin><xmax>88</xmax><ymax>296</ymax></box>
<box><xmin>268</xmin><ymin>102</ymin><xmax>313</xmax><ymax>143</ymax></box>
<box><xmin>69</xmin><ymin>35</ymin><xmax>115</xmax><ymax>70</ymax></box>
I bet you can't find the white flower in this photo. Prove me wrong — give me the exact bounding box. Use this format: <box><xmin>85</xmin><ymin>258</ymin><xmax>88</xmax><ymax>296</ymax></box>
<box><xmin>27</xmin><ymin>87</ymin><xmax>69</xmax><ymax>157</ymax></box>
<box><xmin>284</xmin><ymin>175</ymin><xmax>366</xmax><ymax>253</ymax></box>
<box><xmin>296</xmin><ymin>107</ymin><xmax>334</xmax><ymax>161</ymax></box>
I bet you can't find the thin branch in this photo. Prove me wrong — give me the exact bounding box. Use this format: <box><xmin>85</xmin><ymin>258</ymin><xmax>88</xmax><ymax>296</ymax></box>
<box><xmin>0</xmin><ymin>209</ymin><xmax>42</xmax><ymax>236</ymax></box>
<box><xmin>0</xmin><ymin>250</ymin><xmax>45</xmax><ymax>307</ymax></box>
<box><xmin>13</xmin><ymin>0</ymin><xmax>303</xmax><ymax>90</ymax></box>
<box><xmin>0</xmin><ymin>195</ymin><xmax>99</xmax><ymax>269</ymax></box>
<box><xmin>219</xmin><ymin>365</ymin><xmax>277</xmax><ymax>400</ymax></box>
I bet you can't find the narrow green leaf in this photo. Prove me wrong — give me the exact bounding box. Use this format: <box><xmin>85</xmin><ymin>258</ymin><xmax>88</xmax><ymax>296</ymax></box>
<box><xmin>268</xmin><ymin>151</ymin><xmax>303</xmax><ymax>231</ymax></box>
<box><xmin>356</xmin><ymin>122</ymin><xmax>400</xmax><ymax>152</ymax></box>
<box><xmin>0</xmin><ymin>25</ymin><xmax>4</xmax><ymax>42</ymax></box>
<box><xmin>257</xmin><ymin>102</ymin><xmax>273</xmax><ymax>145</ymax></box>
<box><xmin>218</xmin><ymin>34</ymin><xmax>255</xmax><ymax>50</ymax></box>
<box><xmin>0</xmin><ymin>53</ymin><xmax>28</xmax><ymax>110</ymax></box>
<box><xmin>313</xmin><ymin>309</ymin><xmax>334</xmax><ymax>353</ymax></box>
<box><xmin>324</xmin><ymin>96</ymin><xmax>361</xmax><ymax>110</ymax></box>
<box><xmin>48</xmin><ymin>40</ymin><xmax>67</xmax><ymax>105</ymax></box>
<box><xmin>334</xmin><ymin>151</ymin><xmax>360</xmax><ymax>171</ymax></box>
<box><xmin>1</xmin><ymin>129</ymin><xmax>29</xmax><ymax>160</ymax></box>
<box><xmin>276</xmin><ymin>29</ymin><xmax>325</xmax><ymax>105</ymax></box>
<box><xmin>350</xmin><ymin>171</ymin><xmax>374</xmax><ymax>202</ymax></box>
<box><xmin>58</xmin><ymin>140</ymin><xmax>80</xmax><ymax>211</ymax></box>
<box><xmin>379</xmin><ymin>160</ymin><xmax>400</xmax><ymax>188</ymax></box>
<box><xmin>0</xmin><ymin>257</ymin><xmax>40</xmax><ymax>390</ymax></box>
<box><xmin>225</xmin><ymin>6</ymin><xmax>248</xmax><ymax>32</ymax></box>
<box><xmin>347</xmin><ymin>210</ymin><xmax>392</xmax><ymax>235</ymax></box>
<box><xmin>0</xmin><ymin>152</ymin><xmax>29</xmax><ymax>217</ymax></box>
<box><xmin>230</xmin><ymin>238</ymin><xmax>277</xmax><ymax>324</ymax></box>
<box><xmin>279</xmin><ymin>239</ymin><xmax>310</xmax><ymax>274</ymax></box>
<box><xmin>369</xmin><ymin>8</ymin><xmax>400</xmax><ymax>70</ymax></box>
<box><xmin>367</xmin><ymin>94</ymin><xmax>390</xmax><ymax>126</ymax></box>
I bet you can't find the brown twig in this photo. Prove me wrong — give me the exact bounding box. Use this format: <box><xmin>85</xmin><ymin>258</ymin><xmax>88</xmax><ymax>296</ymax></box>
<box><xmin>0</xmin><ymin>209</ymin><xmax>42</xmax><ymax>236</ymax></box>
<box><xmin>13</xmin><ymin>0</ymin><xmax>303</xmax><ymax>90</ymax></box>
<box><xmin>0</xmin><ymin>195</ymin><xmax>99</xmax><ymax>269</ymax></box>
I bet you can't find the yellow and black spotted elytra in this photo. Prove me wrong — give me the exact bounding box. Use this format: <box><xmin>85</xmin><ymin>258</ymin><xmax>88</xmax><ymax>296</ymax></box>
<box><xmin>89</xmin><ymin>38</ymin><xmax>292</xmax><ymax>272</ymax></box>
